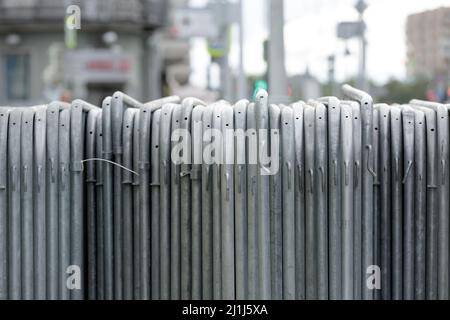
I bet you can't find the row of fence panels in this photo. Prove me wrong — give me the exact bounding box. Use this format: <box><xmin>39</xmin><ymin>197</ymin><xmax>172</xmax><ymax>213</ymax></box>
<box><xmin>0</xmin><ymin>85</ymin><xmax>449</xmax><ymax>299</ymax></box>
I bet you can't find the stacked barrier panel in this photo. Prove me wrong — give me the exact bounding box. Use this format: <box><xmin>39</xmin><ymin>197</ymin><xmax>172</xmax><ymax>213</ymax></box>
<box><xmin>0</xmin><ymin>86</ymin><xmax>449</xmax><ymax>301</ymax></box>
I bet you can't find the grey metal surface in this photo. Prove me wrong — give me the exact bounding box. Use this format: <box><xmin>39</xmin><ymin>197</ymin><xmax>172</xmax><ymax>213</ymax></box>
<box><xmin>390</xmin><ymin>105</ymin><xmax>403</xmax><ymax>300</ymax></box>
<box><xmin>138</xmin><ymin>103</ymin><xmax>152</xmax><ymax>300</ymax></box>
<box><xmin>132</xmin><ymin>110</ymin><xmax>141</xmax><ymax>300</ymax></box>
<box><xmin>311</xmin><ymin>101</ymin><xmax>328</xmax><ymax>300</ymax></box>
<box><xmin>234</xmin><ymin>99</ymin><xmax>249</xmax><ymax>300</ymax></box>
<box><xmin>159</xmin><ymin>103</ymin><xmax>175</xmax><ymax>300</ymax></box>
<box><xmin>21</xmin><ymin>108</ymin><xmax>34</xmax><ymax>300</ymax></box>
<box><xmin>8</xmin><ymin>108</ymin><xmax>23</xmax><ymax>300</ymax></box>
<box><xmin>246</xmin><ymin>102</ymin><xmax>258</xmax><ymax>300</ymax></box>
<box><xmin>304</xmin><ymin>105</ymin><xmax>316</xmax><ymax>299</ymax></box>
<box><xmin>201</xmin><ymin>103</ymin><xmax>214</xmax><ymax>299</ymax></box>
<box><xmin>101</xmin><ymin>97</ymin><xmax>114</xmax><ymax>300</ymax></box>
<box><xmin>342</xmin><ymin>84</ymin><xmax>374</xmax><ymax>300</ymax></box>
<box><xmin>191</xmin><ymin>105</ymin><xmax>204</xmax><ymax>300</ymax></box>
<box><xmin>70</xmin><ymin>100</ymin><xmax>87</xmax><ymax>300</ymax></box>
<box><xmin>170</xmin><ymin>102</ymin><xmax>182</xmax><ymax>300</ymax></box>
<box><xmin>350</xmin><ymin>101</ymin><xmax>362</xmax><ymax>300</ymax></box>
<box><xmin>401</xmin><ymin>105</ymin><xmax>415</xmax><ymax>300</ymax></box>
<box><xmin>417</xmin><ymin>106</ymin><xmax>438</xmax><ymax>300</ymax></box>
<box><xmin>150</xmin><ymin>109</ymin><xmax>161</xmax><ymax>300</ymax></box>
<box><xmin>255</xmin><ymin>90</ymin><xmax>271</xmax><ymax>300</ymax></box>
<box><xmin>292</xmin><ymin>101</ymin><xmax>306</xmax><ymax>300</ymax></box>
<box><xmin>413</xmin><ymin>108</ymin><xmax>426</xmax><ymax>300</ymax></box>
<box><xmin>95</xmin><ymin>111</ymin><xmax>105</xmax><ymax>300</ymax></box>
<box><xmin>372</xmin><ymin>105</ymin><xmax>380</xmax><ymax>301</ymax></box>
<box><xmin>268</xmin><ymin>103</ymin><xmax>282</xmax><ymax>300</ymax></box>
<box><xmin>340</xmin><ymin>103</ymin><xmax>354</xmax><ymax>300</ymax></box>
<box><xmin>34</xmin><ymin>107</ymin><xmax>47</xmax><ymax>300</ymax></box>
<box><xmin>46</xmin><ymin>102</ymin><xmax>61</xmax><ymax>300</ymax></box>
<box><xmin>86</xmin><ymin>108</ymin><xmax>99</xmax><ymax>300</ymax></box>
<box><xmin>212</xmin><ymin>102</ymin><xmax>225</xmax><ymax>300</ymax></box>
<box><xmin>377</xmin><ymin>104</ymin><xmax>392</xmax><ymax>300</ymax></box>
<box><xmin>320</xmin><ymin>97</ymin><xmax>342</xmax><ymax>300</ymax></box>
<box><xmin>281</xmin><ymin>106</ymin><xmax>296</xmax><ymax>300</ymax></box>
<box><xmin>221</xmin><ymin>104</ymin><xmax>235</xmax><ymax>300</ymax></box>
<box><xmin>0</xmin><ymin>108</ymin><xmax>9</xmax><ymax>300</ymax></box>
<box><xmin>58</xmin><ymin>108</ymin><xmax>71</xmax><ymax>300</ymax></box>
<box><xmin>122</xmin><ymin>108</ymin><xmax>136</xmax><ymax>300</ymax></box>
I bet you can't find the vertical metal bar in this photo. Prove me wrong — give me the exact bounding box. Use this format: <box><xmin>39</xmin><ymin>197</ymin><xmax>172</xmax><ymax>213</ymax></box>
<box><xmin>201</xmin><ymin>104</ymin><xmax>214</xmax><ymax>299</ymax></box>
<box><xmin>246</xmin><ymin>103</ymin><xmax>258</xmax><ymax>300</ymax></box>
<box><xmin>8</xmin><ymin>108</ymin><xmax>22</xmax><ymax>300</ymax></box>
<box><xmin>47</xmin><ymin>103</ymin><xmax>63</xmax><ymax>300</ymax></box>
<box><xmin>436</xmin><ymin>106</ymin><xmax>449</xmax><ymax>300</ymax></box>
<box><xmin>151</xmin><ymin>109</ymin><xmax>162</xmax><ymax>300</ymax></box>
<box><xmin>419</xmin><ymin>107</ymin><xmax>438</xmax><ymax>300</ymax></box>
<box><xmin>0</xmin><ymin>108</ymin><xmax>9</xmax><ymax>300</ymax></box>
<box><xmin>111</xmin><ymin>93</ymin><xmax>126</xmax><ymax>300</ymax></box>
<box><xmin>190</xmin><ymin>105</ymin><xmax>203</xmax><ymax>300</ymax></box>
<box><xmin>138</xmin><ymin>104</ymin><xmax>152</xmax><ymax>300</ymax></box>
<box><xmin>255</xmin><ymin>90</ymin><xmax>271</xmax><ymax>299</ymax></box>
<box><xmin>212</xmin><ymin>102</ymin><xmax>225</xmax><ymax>300</ymax></box>
<box><xmin>58</xmin><ymin>108</ymin><xmax>71</xmax><ymax>300</ymax></box>
<box><xmin>170</xmin><ymin>104</ymin><xmax>182</xmax><ymax>300</ymax></box>
<box><xmin>70</xmin><ymin>101</ymin><xmax>86</xmax><ymax>300</ymax></box>
<box><xmin>95</xmin><ymin>111</ymin><xmax>105</xmax><ymax>300</ymax></box>
<box><xmin>268</xmin><ymin>103</ymin><xmax>282</xmax><ymax>300</ymax></box>
<box><xmin>86</xmin><ymin>109</ymin><xmax>99</xmax><ymax>300</ymax></box>
<box><xmin>320</xmin><ymin>97</ymin><xmax>342</xmax><ymax>300</ymax></box>
<box><xmin>372</xmin><ymin>106</ymin><xmax>380</xmax><ymax>300</ymax></box>
<box><xmin>160</xmin><ymin>104</ymin><xmax>175</xmax><ymax>300</ymax></box>
<box><xmin>340</xmin><ymin>103</ymin><xmax>354</xmax><ymax>300</ymax></box>
<box><xmin>311</xmin><ymin>101</ymin><xmax>328</xmax><ymax>300</ymax></box>
<box><xmin>390</xmin><ymin>105</ymin><xmax>403</xmax><ymax>300</ymax></box>
<box><xmin>132</xmin><ymin>111</ymin><xmax>141</xmax><ymax>299</ymax></box>
<box><xmin>281</xmin><ymin>106</ymin><xmax>296</xmax><ymax>300</ymax></box>
<box><xmin>304</xmin><ymin>105</ymin><xmax>316</xmax><ymax>299</ymax></box>
<box><xmin>221</xmin><ymin>105</ymin><xmax>235</xmax><ymax>300</ymax></box>
<box><xmin>101</xmin><ymin>97</ymin><xmax>114</xmax><ymax>300</ymax></box>
<box><xmin>21</xmin><ymin>108</ymin><xmax>34</xmax><ymax>300</ymax></box>
<box><xmin>234</xmin><ymin>100</ymin><xmax>249</xmax><ymax>300</ymax></box>
<box><xmin>378</xmin><ymin>104</ymin><xmax>392</xmax><ymax>300</ymax></box>
<box><xmin>122</xmin><ymin>108</ymin><xmax>136</xmax><ymax>300</ymax></box>
<box><xmin>180</xmin><ymin>99</ymin><xmax>194</xmax><ymax>300</ymax></box>
<box><xmin>401</xmin><ymin>105</ymin><xmax>415</xmax><ymax>300</ymax></box>
<box><xmin>413</xmin><ymin>108</ymin><xmax>426</xmax><ymax>300</ymax></box>
<box><xmin>292</xmin><ymin>102</ymin><xmax>305</xmax><ymax>300</ymax></box>
<box><xmin>342</xmin><ymin>85</ymin><xmax>374</xmax><ymax>300</ymax></box>
<box><xmin>350</xmin><ymin>101</ymin><xmax>362</xmax><ymax>299</ymax></box>
<box><xmin>34</xmin><ymin>107</ymin><xmax>47</xmax><ymax>300</ymax></box>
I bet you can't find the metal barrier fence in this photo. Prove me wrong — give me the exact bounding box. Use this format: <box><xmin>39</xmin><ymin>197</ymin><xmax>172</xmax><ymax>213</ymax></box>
<box><xmin>0</xmin><ymin>85</ymin><xmax>449</xmax><ymax>300</ymax></box>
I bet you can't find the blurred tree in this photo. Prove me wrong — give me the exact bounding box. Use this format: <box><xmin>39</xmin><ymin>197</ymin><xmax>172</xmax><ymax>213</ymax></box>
<box><xmin>380</xmin><ymin>77</ymin><xmax>429</xmax><ymax>104</ymax></box>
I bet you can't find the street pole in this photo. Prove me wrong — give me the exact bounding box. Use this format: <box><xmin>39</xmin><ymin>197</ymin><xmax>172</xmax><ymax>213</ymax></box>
<box><xmin>355</xmin><ymin>0</ymin><xmax>368</xmax><ymax>91</ymax></box>
<box><xmin>268</xmin><ymin>0</ymin><xmax>288</xmax><ymax>102</ymax></box>
<box><xmin>237</xmin><ymin>0</ymin><xmax>247</xmax><ymax>99</ymax></box>
<box><xmin>328</xmin><ymin>54</ymin><xmax>337</xmax><ymax>96</ymax></box>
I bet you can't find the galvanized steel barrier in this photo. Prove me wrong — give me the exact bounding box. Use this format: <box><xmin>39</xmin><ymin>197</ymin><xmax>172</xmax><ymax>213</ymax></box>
<box><xmin>0</xmin><ymin>85</ymin><xmax>449</xmax><ymax>300</ymax></box>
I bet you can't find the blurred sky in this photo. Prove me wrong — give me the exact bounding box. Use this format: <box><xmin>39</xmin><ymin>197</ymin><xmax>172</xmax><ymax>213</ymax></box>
<box><xmin>189</xmin><ymin>0</ymin><xmax>450</xmax><ymax>88</ymax></box>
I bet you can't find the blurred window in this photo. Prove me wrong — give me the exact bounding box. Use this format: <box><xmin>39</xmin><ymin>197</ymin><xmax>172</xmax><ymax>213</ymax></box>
<box><xmin>3</xmin><ymin>53</ymin><xmax>29</xmax><ymax>100</ymax></box>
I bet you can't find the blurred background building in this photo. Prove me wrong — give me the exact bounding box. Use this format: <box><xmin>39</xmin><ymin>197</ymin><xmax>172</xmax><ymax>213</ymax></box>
<box><xmin>406</xmin><ymin>7</ymin><xmax>450</xmax><ymax>102</ymax></box>
<box><xmin>406</xmin><ymin>7</ymin><xmax>450</xmax><ymax>79</ymax></box>
<box><xmin>0</xmin><ymin>0</ymin><xmax>191</xmax><ymax>105</ymax></box>
<box><xmin>1</xmin><ymin>0</ymin><xmax>450</xmax><ymax>106</ymax></box>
